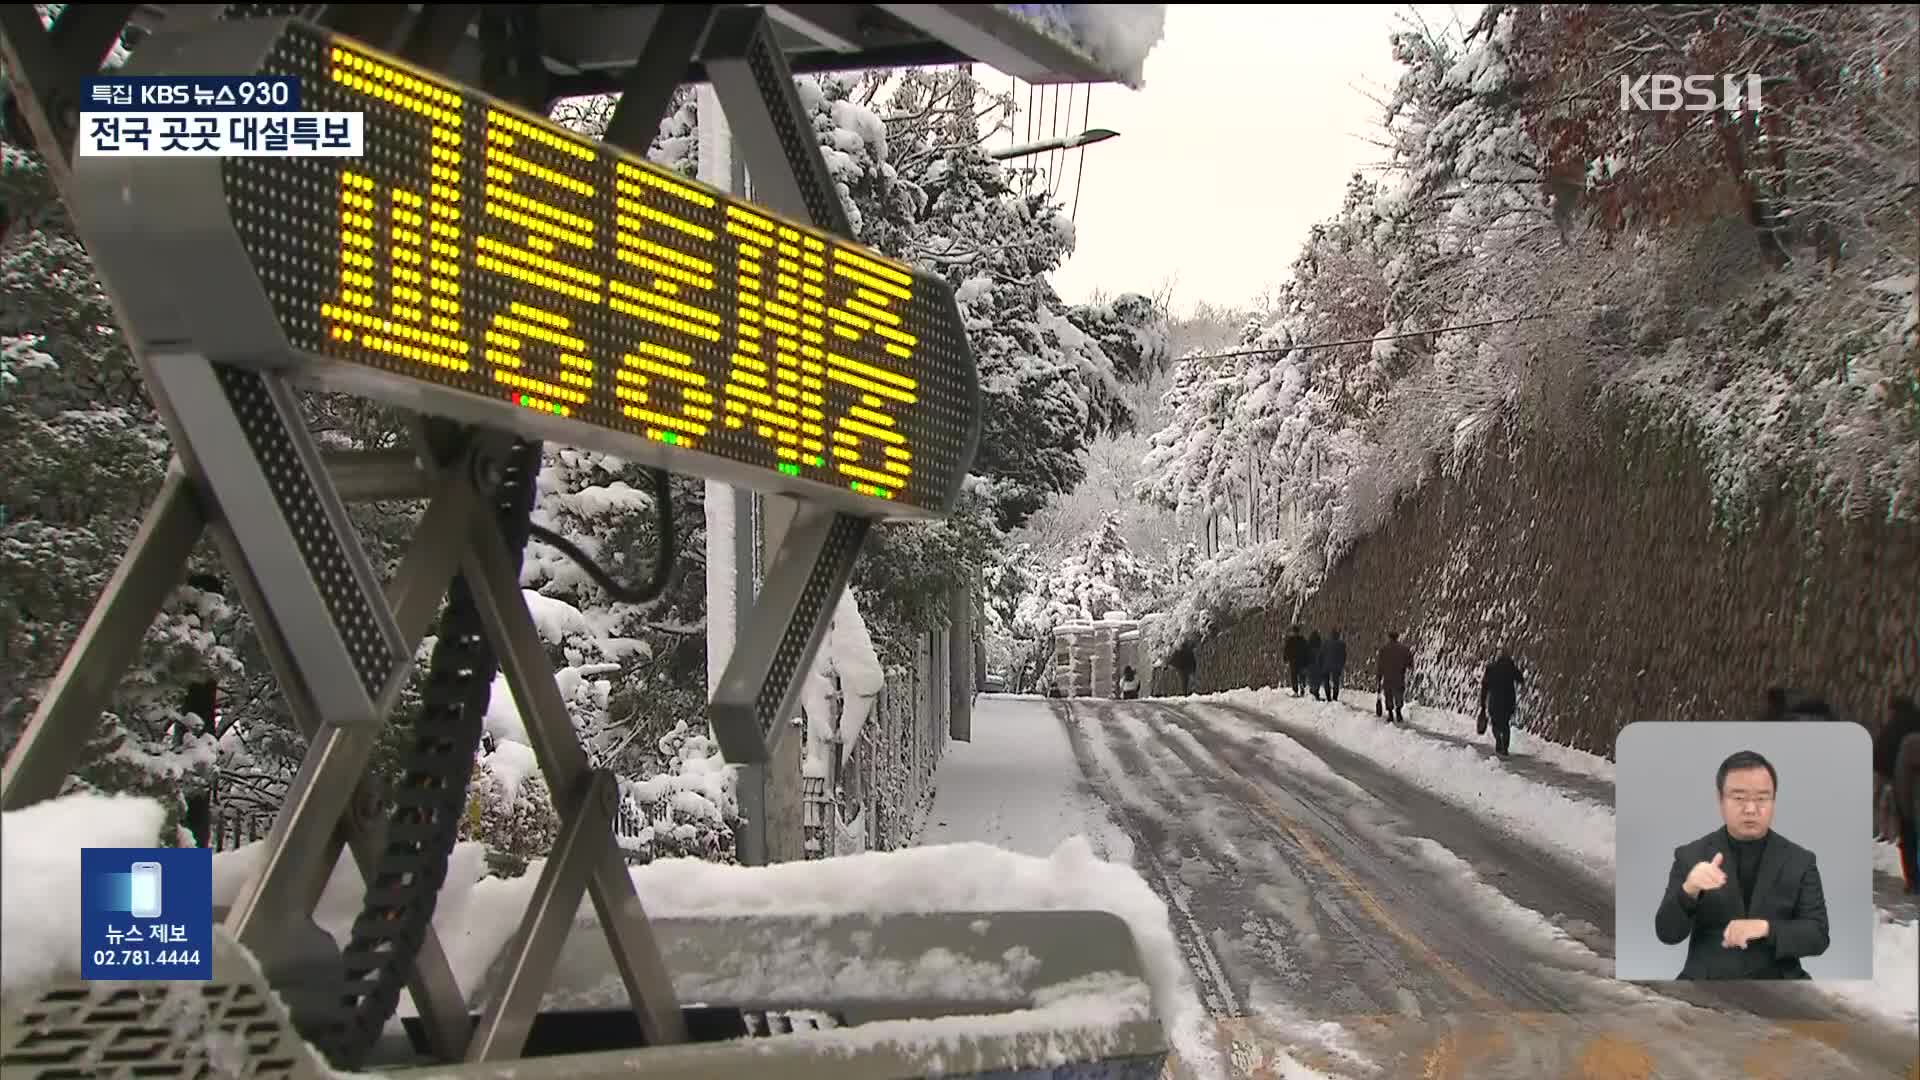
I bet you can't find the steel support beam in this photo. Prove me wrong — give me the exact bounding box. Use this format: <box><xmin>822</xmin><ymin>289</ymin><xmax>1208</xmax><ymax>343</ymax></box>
<box><xmin>710</xmin><ymin>502</ymin><xmax>871</xmax><ymax>764</ymax></box>
<box><xmin>464</xmin><ymin>769</ymin><xmax>618</xmax><ymax>1061</ymax></box>
<box><xmin>0</xmin><ymin>464</ymin><xmax>203</xmax><ymax>810</ymax></box>
<box><xmin>601</xmin><ymin>5</ymin><xmax>714</xmax><ymax>155</ymax></box>
<box><xmin>699</xmin><ymin>9</ymin><xmax>879</xmax><ymax>819</ymax></box>
<box><xmin>197</xmin><ymin>496</ymin><xmax>474</xmax><ymax>1062</ymax></box>
<box><xmin>703</xmin><ymin>4</ymin><xmax>854</xmax><ymax>235</ymax></box>
<box><xmin>462</xmin><ymin>515</ymin><xmax>688</xmax><ymax>1050</ymax></box>
<box><xmin>2</xmin><ymin>10</ymin><xmax>476</xmax><ymax>1059</ymax></box>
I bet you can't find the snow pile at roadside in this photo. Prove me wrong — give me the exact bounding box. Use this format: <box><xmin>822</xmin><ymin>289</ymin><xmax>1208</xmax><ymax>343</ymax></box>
<box><xmin>211</xmin><ymin>836</ymin><xmax>492</xmax><ymax>1023</ymax></box>
<box><xmin>1205</xmin><ymin>690</ymin><xmax>1920</xmax><ymax>1030</ymax></box>
<box><xmin>1816</xmin><ymin>906</ymin><xmax>1920</xmax><ymax>1028</ymax></box>
<box><xmin>1</xmin><ymin>792</ymin><xmax>167</xmax><ymax>993</ymax></box>
<box><xmin>1195</xmin><ymin>691</ymin><xmax>1616</xmax><ymax>872</ymax></box>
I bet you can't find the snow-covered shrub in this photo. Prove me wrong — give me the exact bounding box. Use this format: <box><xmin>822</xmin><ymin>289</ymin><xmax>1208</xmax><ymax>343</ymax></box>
<box><xmin>619</xmin><ymin>722</ymin><xmax>738</xmax><ymax>864</ymax></box>
<box><xmin>461</xmin><ymin>744</ymin><xmax>559</xmax><ymax>863</ymax></box>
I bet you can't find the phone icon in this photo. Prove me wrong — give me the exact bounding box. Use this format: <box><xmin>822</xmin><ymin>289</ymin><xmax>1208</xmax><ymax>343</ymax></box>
<box><xmin>128</xmin><ymin>861</ymin><xmax>163</xmax><ymax>920</ymax></box>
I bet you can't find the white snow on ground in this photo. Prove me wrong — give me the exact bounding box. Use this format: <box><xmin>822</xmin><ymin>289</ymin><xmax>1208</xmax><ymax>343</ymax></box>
<box><xmin>1</xmin><ymin>792</ymin><xmax>167</xmax><ymax>993</ymax></box>
<box><xmin>210</xmin><ymin>836</ymin><xmax>492</xmax><ymax>1022</ymax></box>
<box><xmin>1393</xmin><ymin>696</ymin><xmax>1618</xmax><ymax>783</ymax></box>
<box><xmin>210</xmin><ymin>839</ymin><xmax>491</xmax><ymax>952</ymax></box>
<box><xmin>1193</xmin><ymin>689</ymin><xmax>1920</xmax><ymax>1030</ymax></box>
<box><xmin>1817</xmin><ymin>905</ymin><xmax>1920</xmax><ymax>1027</ymax></box>
<box><xmin>1409</xmin><ymin>838</ymin><xmax>1615</xmax><ymax>974</ymax></box>
<box><xmin>919</xmin><ymin>695</ymin><xmax>1133</xmax><ymax>861</ymax></box>
<box><xmin>1195</xmin><ymin>690</ymin><xmax>1618</xmax><ymax>872</ymax></box>
<box><xmin>1872</xmin><ymin>839</ymin><xmax>1905</xmax><ymax>879</ymax></box>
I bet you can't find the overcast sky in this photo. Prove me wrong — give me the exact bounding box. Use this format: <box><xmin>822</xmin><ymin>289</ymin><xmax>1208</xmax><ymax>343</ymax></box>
<box><xmin>979</xmin><ymin>5</ymin><xmax>1479</xmax><ymax>317</ymax></box>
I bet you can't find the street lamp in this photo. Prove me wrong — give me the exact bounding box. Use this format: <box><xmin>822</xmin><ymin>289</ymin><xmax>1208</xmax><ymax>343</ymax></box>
<box><xmin>990</xmin><ymin>127</ymin><xmax>1119</xmax><ymax>160</ymax></box>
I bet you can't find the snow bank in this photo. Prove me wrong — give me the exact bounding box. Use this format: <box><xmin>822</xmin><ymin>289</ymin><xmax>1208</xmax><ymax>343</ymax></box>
<box><xmin>1195</xmin><ymin>691</ymin><xmax>1617</xmax><ymax>872</ymax></box>
<box><xmin>1</xmin><ymin>792</ymin><xmax>168</xmax><ymax>994</ymax></box>
<box><xmin>1208</xmin><ymin>691</ymin><xmax>1920</xmax><ymax>1031</ymax></box>
<box><xmin>210</xmin><ymin>839</ymin><xmax>491</xmax><ymax>950</ymax></box>
<box><xmin>798</xmin><ymin>591</ymin><xmax>886</xmax><ymax>780</ymax></box>
<box><xmin>832</xmin><ymin>594</ymin><xmax>885</xmax><ymax>755</ymax></box>
<box><xmin>1398</xmin><ymin>699</ymin><xmax>1617</xmax><ymax>784</ymax></box>
<box><xmin>443</xmin><ymin>837</ymin><xmax>1217</xmax><ymax>1077</ymax></box>
<box><xmin>1003</xmin><ymin>4</ymin><xmax>1167</xmax><ymax>89</ymax></box>
<box><xmin>1816</xmin><ymin>907</ymin><xmax>1919</xmax><ymax>1028</ymax></box>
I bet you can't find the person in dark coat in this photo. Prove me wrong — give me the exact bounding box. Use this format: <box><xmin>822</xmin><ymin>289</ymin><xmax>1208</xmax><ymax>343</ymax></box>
<box><xmin>1282</xmin><ymin>625</ymin><xmax>1307</xmax><ymax>697</ymax></box>
<box><xmin>1653</xmin><ymin>750</ymin><xmax>1830</xmax><ymax>979</ymax></box>
<box><xmin>1304</xmin><ymin>630</ymin><xmax>1324</xmax><ymax>699</ymax></box>
<box><xmin>1478</xmin><ymin>651</ymin><xmax>1524</xmax><ymax>757</ymax></box>
<box><xmin>1323</xmin><ymin>630</ymin><xmax>1348</xmax><ymax>702</ymax></box>
<box><xmin>1874</xmin><ymin>695</ymin><xmax>1920</xmax><ymax>894</ymax></box>
<box><xmin>1375</xmin><ymin>631</ymin><xmax>1413</xmax><ymax>722</ymax></box>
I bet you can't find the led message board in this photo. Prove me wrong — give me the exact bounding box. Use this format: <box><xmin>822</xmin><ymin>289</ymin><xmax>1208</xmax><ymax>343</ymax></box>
<box><xmin>102</xmin><ymin>20</ymin><xmax>980</xmax><ymax>518</ymax></box>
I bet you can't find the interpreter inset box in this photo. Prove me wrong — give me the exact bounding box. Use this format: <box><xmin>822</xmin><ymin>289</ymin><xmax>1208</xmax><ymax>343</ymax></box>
<box><xmin>1614</xmin><ymin>721</ymin><xmax>1872</xmax><ymax>981</ymax></box>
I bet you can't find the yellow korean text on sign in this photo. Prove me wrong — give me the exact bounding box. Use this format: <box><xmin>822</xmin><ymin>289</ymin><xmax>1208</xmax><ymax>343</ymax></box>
<box><xmin>220</xmin><ymin>22</ymin><xmax>976</xmax><ymax>516</ymax></box>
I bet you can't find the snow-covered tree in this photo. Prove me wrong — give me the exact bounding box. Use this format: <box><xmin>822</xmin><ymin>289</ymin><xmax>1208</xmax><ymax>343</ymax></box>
<box><xmin>1136</xmin><ymin>3</ymin><xmax>1917</xmax><ymax>670</ymax></box>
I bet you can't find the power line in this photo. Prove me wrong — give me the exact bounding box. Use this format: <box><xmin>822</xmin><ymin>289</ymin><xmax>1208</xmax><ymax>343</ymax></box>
<box><xmin>1047</xmin><ymin>83</ymin><xmax>1062</xmax><ymax>192</ymax></box>
<box><xmin>1175</xmin><ymin>311</ymin><xmax>1565</xmax><ymax>366</ymax></box>
<box><xmin>1049</xmin><ymin>83</ymin><xmax>1074</xmax><ymax>199</ymax></box>
<box><xmin>1071</xmin><ymin>84</ymin><xmax>1094</xmax><ymax>223</ymax></box>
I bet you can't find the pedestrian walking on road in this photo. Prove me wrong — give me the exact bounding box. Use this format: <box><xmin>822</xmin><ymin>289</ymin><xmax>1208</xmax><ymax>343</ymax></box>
<box><xmin>1376</xmin><ymin>631</ymin><xmax>1413</xmax><ymax>723</ymax></box>
<box><xmin>1283</xmin><ymin>625</ymin><xmax>1307</xmax><ymax>697</ymax></box>
<box><xmin>1478</xmin><ymin>650</ymin><xmax>1525</xmax><ymax>758</ymax></box>
<box><xmin>1323</xmin><ymin>629</ymin><xmax>1348</xmax><ymax>702</ymax></box>
<box><xmin>1305</xmin><ymin>630</ymin><xmax>1325</xmax><ymax>700</ymax></box>
<box><xmin>1119</xmin><ymin>665</ymin><xmax>1141</xmax><ymax>701</ymax></box>
<box><xmin>1874</xmin><ymin>694</ymin><xmax>1920</xmax><ymax>894</ymax></box>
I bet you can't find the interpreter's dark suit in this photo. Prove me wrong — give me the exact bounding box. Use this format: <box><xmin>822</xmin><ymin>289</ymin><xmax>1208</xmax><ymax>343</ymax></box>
<box><xmin>1653</xmin><ymin>826</ymin><xmax>1830</xmax><ymax>980</ymax></box>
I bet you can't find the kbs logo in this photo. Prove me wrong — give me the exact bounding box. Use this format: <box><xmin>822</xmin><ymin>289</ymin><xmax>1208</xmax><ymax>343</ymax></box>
<box><xmin>1619</xmin><ymin>74</ymin><xmax>1765</xmax><ymax>113</ymax></box>
<box><xmin>139</xmin><ymin>84</ymin><xmax>192</xmax><ymax>106</ymax></box>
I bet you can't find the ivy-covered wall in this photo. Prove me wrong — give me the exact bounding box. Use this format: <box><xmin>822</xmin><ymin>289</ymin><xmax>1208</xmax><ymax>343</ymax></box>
<box><xmin>1154</xmin><ymin>397</ymin><xmax>1919</xmax><ymax>756</ymax></box>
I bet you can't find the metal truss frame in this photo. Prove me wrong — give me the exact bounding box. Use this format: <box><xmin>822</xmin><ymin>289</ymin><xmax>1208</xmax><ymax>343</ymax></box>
<box><xmin>0</xmin><ymin>0</ymin><xmax>906</xmax><ymax>1063</ymax></box>
<box><xmin>0</xmin><ymin>5</ymin><xmax>1189</xmax><ymax>1079</ymax></box>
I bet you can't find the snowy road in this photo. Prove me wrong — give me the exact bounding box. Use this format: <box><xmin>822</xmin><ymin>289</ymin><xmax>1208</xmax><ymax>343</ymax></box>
<box><xmin>1002</xmin><ymin>694</ymin><xmax>1920</xmax><ymax>1080</ymax></box>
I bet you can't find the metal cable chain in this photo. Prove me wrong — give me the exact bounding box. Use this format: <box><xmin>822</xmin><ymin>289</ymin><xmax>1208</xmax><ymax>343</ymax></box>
<box><xmin>309</xmin><ymin>436</ymin><xmax>543</xmax><ymax>1066</ymax></box>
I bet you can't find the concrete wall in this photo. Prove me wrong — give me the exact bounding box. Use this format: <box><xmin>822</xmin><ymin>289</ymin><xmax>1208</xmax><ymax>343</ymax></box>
<box><xmin>1154</xmin><ymin>397</ymin><xmax>1919</xmax><ymax>756</ymax></box>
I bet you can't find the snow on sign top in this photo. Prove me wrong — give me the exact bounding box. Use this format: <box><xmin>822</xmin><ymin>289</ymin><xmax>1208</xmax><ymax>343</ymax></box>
<box><xmin>999</xmin><ymin>5</ymin><xmax>1167</xmax><ymax>88</ymax></box>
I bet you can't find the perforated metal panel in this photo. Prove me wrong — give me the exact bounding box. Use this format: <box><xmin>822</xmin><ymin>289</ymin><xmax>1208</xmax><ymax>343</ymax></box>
<box><xmin>214</xmin><ymin>365</ymin><xmax>397</xmax><ymax>696</ymax></box>
<box><xmin>0</xmin><ymin>933</ymin><xmax>327</xmax><ymax>1080</ymax></box>
<box><xmin>755</xmin><ymin>512</ymin><xmax>869</xmax><ymax>736</ymax></box>
<box><xmin>94</xmin><ymin>17</ymin><xmax>984</xmax><ymax>519</ymax></box>
<box><xmin>737</xmin><ymin>19</ymin><xmax>843</xmax><ymax>231</ymax></box>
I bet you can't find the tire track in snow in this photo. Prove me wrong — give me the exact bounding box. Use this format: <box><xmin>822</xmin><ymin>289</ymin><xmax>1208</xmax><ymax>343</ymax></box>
<box><xmin>1057</xmin><ymin>699</ymin><xmax>1242</xmax><ymax>1019</ymax></box>
<box><xmin>1187</xmin><ymin>698</ymin><xmax>1920</xmax><ymax>1078</ymax></box>
<box><xmin>1155</xmin><ymin>702</ymin><xmax>1574</xmax><ymax>1015</ymax></box>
